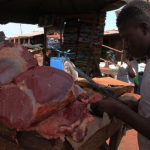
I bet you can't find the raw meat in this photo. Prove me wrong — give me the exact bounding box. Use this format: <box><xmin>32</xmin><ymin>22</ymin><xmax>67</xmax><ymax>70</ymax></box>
<box><xmin>0</xmin><ymin>42</ymin><xmax>93</xmax><ymax>142</ymax></box>
<box><xmin>26</xmin><ymin>101</ymin><xmax>95</xmax><ymax>142</ymax></box>
<box><xmin>0</xmin><ymin>42</ymin><xmax>38</xmax><ymax>86</ymax></box>
<box><xmin>0</xmin><ymin>66</ymin><xmax>84</xmax><ymax>130</ymax></box>
<box><xmin>80</xmin><ymin>88</ymin><xmax>103</xmax><ymax>103</ymax></box>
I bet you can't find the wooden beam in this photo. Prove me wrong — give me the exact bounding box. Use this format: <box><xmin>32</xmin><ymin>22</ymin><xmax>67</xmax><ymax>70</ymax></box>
<box><xmin>63</xmin><ymin>14</ymin><xmax>94</xmax><ymax>19</ymax></box>
<box><xmin>100</xmin><ymin>57</ymin><xmax>119</xmax><ymax>66</ymax></box>
<box><xmin>102</xmin><ymin>44</ymin><xmax>123</xmax><ymax>53</ymax></box>
<box><xmin>0</xmin><ymin>136</ymin><xmax>24</xmax><ymax>150</ymax></box>
<box><xmin>18</xmin><ymin>38</ymin><xmax>20</xmax><ymax>45</ymax></box>
<box><xmin>28</xmin><ymin>38</ymin><xmax>30</xmax><ymax>44</ymax></box>
<box><xmin>86</xmin><ymin>14</ymin><xmax>97</xmax><ymax>75</ymax></box>
<box><xmin>43</xmin><ymin>27</ymin><xmax>47</xmax><ymax>66</ymax></box>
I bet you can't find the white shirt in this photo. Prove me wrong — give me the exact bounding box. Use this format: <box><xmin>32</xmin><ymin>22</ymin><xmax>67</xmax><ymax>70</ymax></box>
<box><xmin>117</xmin><ymin>59</ymin><xmax>138</xmax><ymax>85</ymax></box>
<box><xmin>138</xmin><ymin>59</ymin><xmax>150</xmax><ymax>150</ymax></box>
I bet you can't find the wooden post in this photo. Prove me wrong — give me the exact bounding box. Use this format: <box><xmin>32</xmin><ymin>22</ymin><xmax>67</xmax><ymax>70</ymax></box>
<box><xmin>43</xmin><ymin>27</ymin><xmax>47</xmax><ymax>66</ymax></box>
<box><xmin>28</xmin><ymin>38</ymin><xmax>30</xmax><ymax>44</ymax></box>
<box><xmin>121</xmin><ymin>50</ymin><xmax>124</xmax><ymax>65</ymax></box>
<box><xmin>59</xmin><ymin>16</ymin><xmax>63</xmax><ymax>49</ymax></box>
<box><xmin>13</xmin><ymin>39</ymin><xmax>15</xmax><ymax>43</ymax></box>
<box><xmin>86</xmin><ymin>14</ymin><xmax>97</xmax><ymax>75</ymax></box>
<box><xmin>18</xmin><ymin>38</ymin><xmax>20</xmax><ymax>45</ymax></box>
<box><xmin>23</xmin><ymin>39</ymin><xmax>25</xmax><ymax>44</ymax></box>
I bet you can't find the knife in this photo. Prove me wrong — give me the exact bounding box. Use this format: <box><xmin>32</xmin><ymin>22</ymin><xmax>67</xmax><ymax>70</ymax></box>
<box><xmin>74</xmin><ymin>67</ymin><xmax>127</xmax><ymax>105</ymax></box>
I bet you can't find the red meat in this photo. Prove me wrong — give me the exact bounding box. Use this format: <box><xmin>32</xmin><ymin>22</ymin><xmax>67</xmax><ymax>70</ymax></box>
<box><xmin>26</xmin><ymin>101</ymin><xmax>95</xmax><ymax>142</ymax></box>
<box><xmin>0</xmin><ymin>42</ymin><xmax>37</xmax><ymax>86</ymax></box>
<box><xmin>0</xmin><ymin>66</ymin><xmax>83</xmax><ymax>130</ymax></box>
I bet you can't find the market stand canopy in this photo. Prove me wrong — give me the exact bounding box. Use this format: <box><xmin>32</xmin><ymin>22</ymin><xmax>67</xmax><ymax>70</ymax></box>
<box><xmin>0</xmin><ymin>0</ymin><xmax>128</xmax><ymax>24</ymax></box>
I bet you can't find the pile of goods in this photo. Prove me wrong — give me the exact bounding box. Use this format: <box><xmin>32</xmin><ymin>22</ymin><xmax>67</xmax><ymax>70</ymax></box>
<box><xmin>0</xmin><ymin>42</ymin><xmax>102</xmax><ymax>142</ymax></box>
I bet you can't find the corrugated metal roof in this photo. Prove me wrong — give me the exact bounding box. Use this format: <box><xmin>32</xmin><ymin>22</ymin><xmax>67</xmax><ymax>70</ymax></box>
<box><xmin>104</xmin><ymin>29</ymin><xmax>119</xmax><ymax>35</ymax></box>
<box><xmin>8</xmin><ymin>30</ymin><xmax>44</xmax><ymax>39</ymax></box>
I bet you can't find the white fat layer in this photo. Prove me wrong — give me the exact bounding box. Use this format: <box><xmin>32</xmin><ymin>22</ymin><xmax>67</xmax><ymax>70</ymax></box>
<box><xmin>17</xmin><ymin>81</ymin><xmax>36</xmax><ymax>110</ymax></box>
<box><xmin>71</xmin><ymin>84</ymin><xmax>83</xmax><ymax>99</ymax></box>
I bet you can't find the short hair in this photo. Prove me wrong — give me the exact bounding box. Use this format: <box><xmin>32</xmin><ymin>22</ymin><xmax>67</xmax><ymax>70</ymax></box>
<box><xmin>117</xmin><ymin>0</ymin><xmax>150</xmax><ymax>27</ymax></box>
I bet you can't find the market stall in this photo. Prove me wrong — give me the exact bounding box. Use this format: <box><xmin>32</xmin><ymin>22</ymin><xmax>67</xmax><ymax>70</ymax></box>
<box><xmin>0</xmin><ymin>76</ymin><xmax>140</xmax><ymax>150</ymax></box>
<box><xmin>0</xmin><ymin>1</ymin><xmax>138</xmax><ymax>150</ymax></box>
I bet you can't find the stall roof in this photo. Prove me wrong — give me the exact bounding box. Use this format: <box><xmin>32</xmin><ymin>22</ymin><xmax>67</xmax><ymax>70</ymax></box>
<box><xmin>8</xmin><ymin>31</ymin><xmax>44</xmax><ymax>39</ymax></box>
<box><xmin>0</xmin><ymin>0</ymin><xmax>128</xmax><ymax>24</ymax></box>
<box><xmin>104</xmin><ymin>29</ymin><xmax>119</xmax><ymax>35</ymax></box>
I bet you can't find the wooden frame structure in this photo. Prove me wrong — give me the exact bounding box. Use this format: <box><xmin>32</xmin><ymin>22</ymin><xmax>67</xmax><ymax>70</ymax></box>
<box><xmin>43</xmin><ymin>13</ymin><xmax>104</xmax><ymax>77</ymax></box>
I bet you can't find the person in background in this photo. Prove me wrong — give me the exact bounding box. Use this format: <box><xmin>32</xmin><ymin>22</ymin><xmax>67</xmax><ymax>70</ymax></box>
<box><xmin>117</xmin><ymin>50</ymin><xmax>138</xmax><ymax>86</ymax></box>
<box><xmin>91</xmin><ymin>1</ymin><xmax>150</xmax><ymax>149</ymax></box>
<box><xmin>134</xmin><ymin>57</ymin><xmax>147</xmax><ymax>94</ymax></box>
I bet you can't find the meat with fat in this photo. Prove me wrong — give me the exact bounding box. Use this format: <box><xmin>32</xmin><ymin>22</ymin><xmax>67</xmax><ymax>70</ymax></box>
<box><xmin>0</xmin><ymin>42</ymin><xmax>38</xmax><ymax>86</ymax></box>
<box><xmin>0</xmin><ymin>66</ymin><xmax>84</xmax><ymax>130</ymax></box>
<box><xmin>26</xmin><ymin>101</ymin><xmax>95</xmax><ymax>142</ymax></box>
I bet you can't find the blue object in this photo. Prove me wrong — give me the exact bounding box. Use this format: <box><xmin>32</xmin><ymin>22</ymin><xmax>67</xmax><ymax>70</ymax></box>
<box><xmin>50</xmin><ymin>57</ymin><xmax>69</xmax><ymax>71</ymax></box>
<box><xmin>50</xmin><ymin>46</ymin><xmax>74</xmax><ymax>71</ymax></box>
<box><xmin>136</xmin><ymin>75</ymin><xmax>143</xmax><ymax>95</ymax></box>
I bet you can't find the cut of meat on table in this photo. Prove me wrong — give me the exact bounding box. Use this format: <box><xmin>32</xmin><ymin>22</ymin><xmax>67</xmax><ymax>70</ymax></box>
<box><xmin>82</xmin><ymin>88</ymin><xmax>104</xmax><ymax>103</ymax></box>
<box><xmin>26</xmin><ymin>101</ymin><xmax>95</xmax><ymax>142</ymax></box>
<box><xmin>0</xmin><ymin>66</ymin><xmax>85</xmax><ymax>130</ymax></box>
<box><xmin>0</xmin><ymin>42</ymin><xmax>94</xmax><ymax>142</ymax></box>
<box><xmin>0</xmin><ymin>42</ymin><xmax>38</xmax><ymax>87</ymax></box>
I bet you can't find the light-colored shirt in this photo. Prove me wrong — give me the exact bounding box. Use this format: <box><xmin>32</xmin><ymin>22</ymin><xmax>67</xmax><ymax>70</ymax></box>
<box><xmin>117</xmin><ymin>59</ymin><xmax>138</xmax><ymax>85</ymax></box>
<box><xmin>138</xmin><ymin>59</ymin><xmax>150</xmax><ymax>150</ymax></box>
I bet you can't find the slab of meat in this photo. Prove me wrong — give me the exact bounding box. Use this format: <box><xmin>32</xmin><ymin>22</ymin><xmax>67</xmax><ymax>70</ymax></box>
<box><xmin>0</xmin><ymin>66</ymin><xmax>85</xmax><ymax>130</ymax></box>
<box><xmin>78</xmin><ymin>88</ymin><xmax>103</xmax><ymax>103</ymax></box>
<box><xmin>26</xmin><ymin>101</ymin><xmax>95</xmax><ymax>142</ymax></box>
<box><xmin>0</xmin><ymin>42</ymin><xmax>38</xmax><ymax>86</ymax></box>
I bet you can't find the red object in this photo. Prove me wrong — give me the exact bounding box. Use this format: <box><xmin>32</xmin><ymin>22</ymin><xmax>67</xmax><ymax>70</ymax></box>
<box><xmin>0</xmin><ymin>42</ymin><xmax>38</xmax><ymax>87</ymax></box>
<box><xmin>26</xmin><ymin>101</ymin><xmax>95</xmax><ymax>142</ymax></box>
<box><xmin>0</xmin><ymin>42</ymin><xmax>94</xmax><ymax>142</ymax></box>
<box><xmin>0</xmin><ymin>66</ymin><xmax>83</xmax><ymax>130</ymax></box>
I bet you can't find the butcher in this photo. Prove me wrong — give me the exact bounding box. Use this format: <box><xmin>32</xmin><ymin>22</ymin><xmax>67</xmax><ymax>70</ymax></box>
<box><xmin>91</xmin><ymin>1</ymin><xmax>150</xmax><ymax>149</ymax></box>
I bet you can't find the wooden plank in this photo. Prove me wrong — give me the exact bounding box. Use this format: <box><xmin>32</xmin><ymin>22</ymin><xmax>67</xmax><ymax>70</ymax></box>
<box><xmin>78</xmin><ymin>119</ymin><xmax>124</xmax><ymax>150</ymax></box>
<box><xmin>0</xmin><ymin>136</ymin><xmax>24</xmax><ymax>150</ymax></box>
<box><xmin>102</xmin><ymin>44</ymin><xmax>123</xmax><ymax>53</ymax></box>
<box><xmin>63</xmin><ymin>14</ymin><xmax>94</xmax><ymax>19</ymax></box>
<box><xmin>86</xmin><ymin>14</ymin><xmax>97</xmax><ymax>75</ymax></box>
<box><xmin>109</xmin><ymin>126</ymin><xmax>124</xmax><ymax>150</ymax></box>
<box><xmin>43</xmin><ymin>27</ymin><xmax>47</xmax><ymax>66</ymax></box>
<box><xmin>92</xmin><ymin>51</ymin><xmax>102</xmax><ymax>77</ymax></box>
<box><xmin>86</xmin><ymin>50</ymin><xmax>92</xmax><ymax>75</ymax></box>
<box><xmin>100</xmin><ymin>57</ymin><xmax>119</xmax><ymax>66</ymax></box>
<box><xmin>99</xmin><ymin>142</ymin><xmax>111</xmax><ymax>150</ymax></box>
<box><xmin>17</xmin><ymin>131</ymin><xmax>60</xmax><ymax>150</ymax></box>
<box><xmin>0</xmin><ymin>124</ymin><xmax>63</xmax><ymax>150</ymax></box>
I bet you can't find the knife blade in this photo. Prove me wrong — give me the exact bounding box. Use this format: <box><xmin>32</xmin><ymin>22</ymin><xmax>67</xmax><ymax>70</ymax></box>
<box><xmin>74</xmin><ymin>67</ymin><xmax>127</xmax><ymax>105</ymax></box>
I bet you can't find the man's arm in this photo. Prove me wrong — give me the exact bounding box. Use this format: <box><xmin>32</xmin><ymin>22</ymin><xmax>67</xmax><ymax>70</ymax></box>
<box><xmin>125</xmin><ymin>59</ymin><xmax>136</xmax><ymax>78</ymax></box>
<box><xmin>91</xmin><ymin>98</ymin><xmax>150</xmax><ymax>140</ymax></box>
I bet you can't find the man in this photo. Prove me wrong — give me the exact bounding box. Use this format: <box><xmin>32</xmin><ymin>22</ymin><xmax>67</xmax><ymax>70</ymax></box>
<box><xmin>117</xmin><ymin>51</ymin><xmax>138</xmax><ymax>85</ymax></box>
<box><xmin>91</xmin><ymin>1</ymin><xmax>150</xmax><ymax>149</ymax></box>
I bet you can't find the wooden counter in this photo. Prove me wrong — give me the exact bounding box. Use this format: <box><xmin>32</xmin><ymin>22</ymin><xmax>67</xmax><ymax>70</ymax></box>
<box><xmin>0</xmin><ymin>118</ymin><xmax>124</xmax><ymax>150</ymax></box>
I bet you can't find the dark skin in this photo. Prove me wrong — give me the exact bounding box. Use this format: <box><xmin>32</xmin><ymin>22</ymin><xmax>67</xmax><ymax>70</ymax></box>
<box><xmin>123</xmin><ymin>50</ymin><xmax>136</xmax><ymax>78</ymax></box>
<box><xmin>91</xmin><ymin>18</ymin><xmax>150</xmax><ymax>140</ymax></box>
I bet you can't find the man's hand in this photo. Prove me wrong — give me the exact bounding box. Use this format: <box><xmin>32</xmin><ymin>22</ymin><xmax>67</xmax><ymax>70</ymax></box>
<box><xmin>90</xmin><ymin>97</ymin><xmax>122</xmax><ymax>118</ymax></box>
<box><xmin>124</xmin><ymin>100</ymin><xmax>139</xmax><ymax>113</ymax></box>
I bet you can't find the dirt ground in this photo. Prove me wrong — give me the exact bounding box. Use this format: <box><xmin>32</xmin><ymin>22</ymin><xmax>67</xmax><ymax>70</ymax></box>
<box><xmin>97</xmin><ymin>129</ymin><xmax>139</xmax><ymax>150</ymax></box>
<box><xmin>118</xmin><ymin>129</ymin><xmax>139</xmax><ymax>150</ymax></box>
